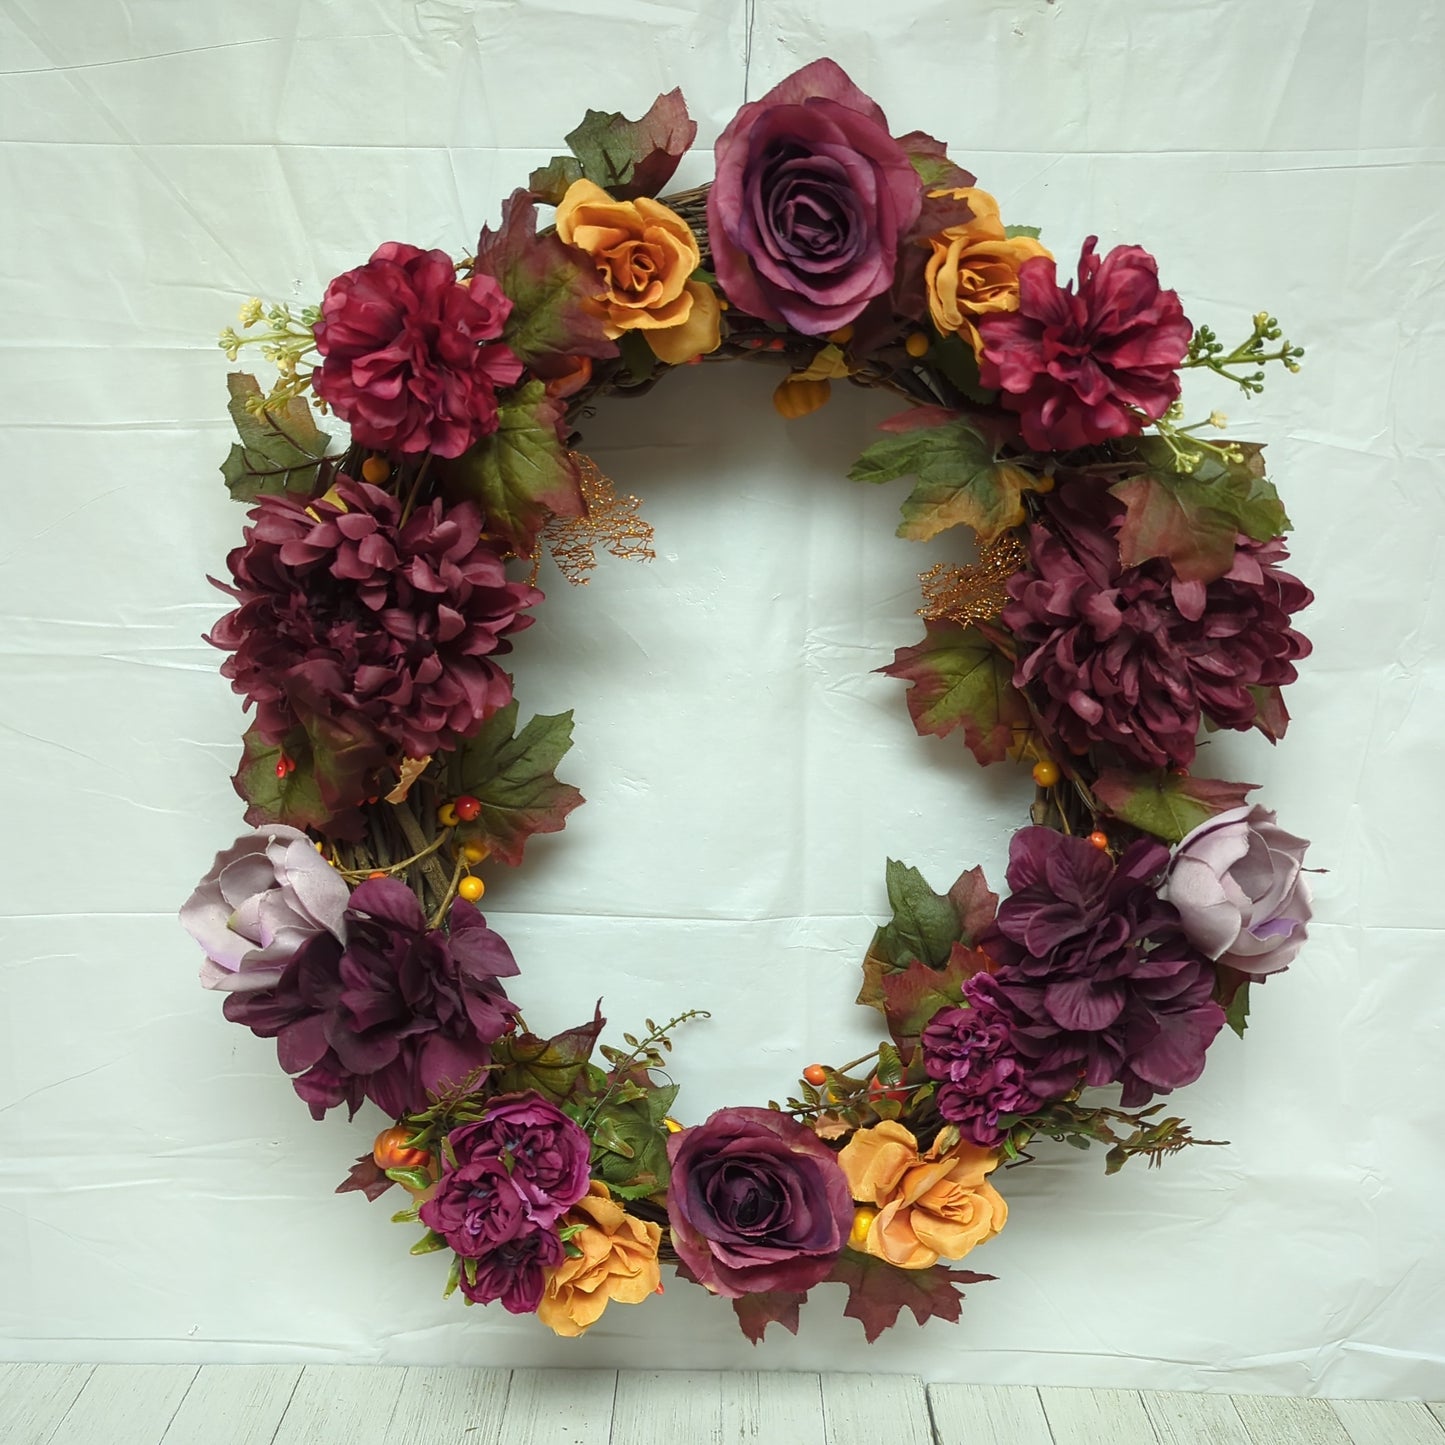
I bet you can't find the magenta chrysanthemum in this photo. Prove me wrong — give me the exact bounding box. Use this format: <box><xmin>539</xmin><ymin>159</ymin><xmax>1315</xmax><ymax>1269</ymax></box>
<box><xmin>208</xmin><ymin>478</ymin><xmax>540</xmax><ymax>761</ymax></box>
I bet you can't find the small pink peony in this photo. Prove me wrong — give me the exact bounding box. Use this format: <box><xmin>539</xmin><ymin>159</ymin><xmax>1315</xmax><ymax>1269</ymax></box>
<box><xmin>1162</xmin><ymin>806</ymin><xmax>1313</xmax><ymax>977</ymax></box>
<box><xmin>180</xmin><ymin>824</ymin><xmax>349</xmax><ymax>993</ymax></box>
<box><xmin>312</xmin><ymin>241</ymin><xmax>522</xmax><ymax>458</ymax></box>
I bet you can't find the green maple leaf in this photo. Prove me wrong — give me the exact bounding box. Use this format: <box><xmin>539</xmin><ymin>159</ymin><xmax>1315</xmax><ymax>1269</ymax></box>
<box><xmin>440</xmin><ymin>382</ymin><xmax>585</xmax><ymax>557</ymax></box>
<box><xmin>450</xmin><ymin>701</ymin><xmax>585</xmax><ymax>866</ymax></box>
<box><xmin>879</xmin><ymin>620</ymin><xmax>1030</xmax><ymax>764</ymax></box>
<box><xmin>233</xmin><ymin>717</ymin><xmax>384</xmax><ymax>842</ymax></box>
<box><xmin>849</xmin><ymin>417</ymin><xmax>1047</xmax><ymax>544</ymax></box>
<box><xmin>1093</xmin><ymin>769</ymin><xmax>1257</xmax><ymax>844</ymax></box>
<box><xmin>732</xmin><ymin>1289</ymin><xmax>808</xmax><ymax>1345</ymax></box>
<box><xmin>829</xmin><ymin>1250</ymin><xmax>992</xmax><ymax>1344</ymax></box>
<box><xmin>220</xmin><ymin>372</ymin><xmax>331</xmax><ymax>502</ymax></box>
<box><xmin>492</xmin><ymin>1005</ymin><xmax>605</xmax><ymax>1104</ymax></box>
<box><xmin>529</xmin><ymin>89</ymin><xmax>697</xmax><ymax>203</ymax></box>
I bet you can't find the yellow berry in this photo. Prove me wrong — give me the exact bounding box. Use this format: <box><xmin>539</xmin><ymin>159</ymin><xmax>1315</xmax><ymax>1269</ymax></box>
<box><xmin>461</xmin><ymin>840</ymin><xmax>490</xmax><ymax>864</ymax></box>
<box><xmin>849</xmin><ymin>1205</ymin><xmax>878</xmax><ymax>1251</ymax></box>
<box><xmin>437</xmin><ymin>802</ymin><xmax>459</xmax><ymax>828</ymax></box>
<box><xmin>904</xmin><ymin>331</ymin><xmax>930</xmax><ymax>358</ymax></box>
<box><xmin>1032</xmin><ymin>760</ymin><xmax>1060</xmax><ymax>788</ymax></box>
<box><xmin>458</xmin><ymin>876</ymin><xmax>485</xmax><ymax>902</ymax></box>
<box><xmin>360</xmin><ymin>456</ymin><xmax>391</xmax><ymax>485</ymax></box>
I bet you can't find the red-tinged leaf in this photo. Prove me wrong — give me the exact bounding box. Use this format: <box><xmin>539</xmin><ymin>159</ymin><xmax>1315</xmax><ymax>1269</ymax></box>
<box><xmin>1093</xmin><ymin>769</ymin><xmax>1257</xmax><ymax>844</ymax></box>
<box><xmin>473</xmin><ymin>190</ymin><xmax>616</xmax><ymax>367</ymax></box>
<box><xmin>877</xmin><ymin>404</ymin><xmax>962</xmax><ymax>436</ymax></box>
<box><xmin>732</xmin><ymin>1289</ymin><xmax>809</xmax><ymax>1344</ymax></box>
<box><xmin>492</xmin><ymin>1003</ymin><xmax>605</xmax><ymax>1104</ymax></box>
<box><xmin>531</xmin><ymin>89</ymin><xmax>697</xmax><ymax>203</ymax></box>
<box><xmin>876</xmin><ymin>944</ymin><xmax>994</xmax><ymax>1051</ymax></box>
<box><xmin>948</xmin><ymin>866</ymin><xmax>1000</xmax><ymax>946</ymax></box>
<box><xmin>1248</xmin><ymin>683</ymin><xmax>1291</xmax><ymax>743</ymax></box>
<box><xmin>440</xmin><ymin>382</ymin><xmax>585</xmax><ymax>557</ymax></box>
<box><xmin>829</xmin><ymin>1250</ymin><xmax>992</xmax><ymax>1343</ymax></box>
<box><xmin>897</xmin><ymin>130</ymin><xmax>976</xmax><ymax>195</ymax></box>
<box><xmin>451</xmin><ymin>701</ymin><xmax>585</xmax><ymax>866</ymax></box>
<box><xmin>336</xmin><ymin>1153</ymin><xmax>395</xmax><ymax>1202</ymax></box>
<box><xmin>233</xmin><ymin>722</ymin><xmax>374</xmax><ymax>842</ymax></box>
<box><xmin>302</xmin><ymin>710</ymin><xmax>390</xmax><ymax>817</ymax></box>
<box><xmin>879</xmin><ymin>620</ymin><xmax>1031</xmax><ymax>764</ymax></box>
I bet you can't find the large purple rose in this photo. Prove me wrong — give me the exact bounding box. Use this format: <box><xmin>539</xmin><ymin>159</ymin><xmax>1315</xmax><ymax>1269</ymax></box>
<box><xmin>459</xmin><ymin>1224</ymin><xmax>566</xmax><ymax>1314</ymax></box>
<box><xmin>180</xmin><ymin>825</ymin><xmax>348</xmax><ymax>992</ymax></box>
<box><xmin>1162</xmin><ymin>806</ymin><xmax>1313</xmax><ymax>977</ymax></box>
<box><xmin>666</xmin><ymin>1106</ymin><xmax>853</xmax><ymax>1298</ymax></box>
<box><xmin>707</xmin><ymin>59</ymin><xmax>922</xmax><ymax>335</ymax></box>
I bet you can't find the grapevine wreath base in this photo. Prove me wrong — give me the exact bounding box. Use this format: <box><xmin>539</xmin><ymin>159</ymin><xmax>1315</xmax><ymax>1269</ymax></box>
<box><xmin>183</xmin><ymin>60</ymin><xmax>1314</xmax><ymax>1342</ymax></box>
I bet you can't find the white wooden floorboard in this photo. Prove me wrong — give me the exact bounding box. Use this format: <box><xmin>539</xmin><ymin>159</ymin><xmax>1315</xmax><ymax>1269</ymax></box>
<box><xmin>384</xmin><ymin>1366</ymin><xmax>511</xmax><ymax>1445</ymax></box>
<box><xmin>1142</xmin><ymin>1389</ymin><xmax>1253</xmax><ymax>1445</ymax></box>
<box><xmin>497</xmin><ymin>1367</ymin><xmax>616</xmax><ymax>1445</ymax></box>
<box><xmin>821</xmin><ymin>1372</ymin><xmax>933</xmax><ymax>1445</ymax></box>
<box><xmin>1038</xmin><ymin>1385</ymin><xmax>1161</xmax><ymax>1444</ymax></box>
<box><xmin>1231</xmin><ymin>1394</ymin><xmax>1354</xmax><ymax>1444</ymax></box>
<box><xmin>721</xmin><ymin>1372</ymin><xmax>827</xmax><ymax>1445</ymax></box>
<box><xmin>614</xmin><ymin>1369</ymin><xmax>726</xmax><ymax>1444</ymax></box>
<box><xmin>0</xmin><ymin>1363</ymin><xmax>95</xmax><ymax>1445</ymax></box>
<box><xmin>160</xmin><ymin>1364</ymin><xmax>302</xmax><ymax>1445</ymax></box>
<box><xmin>1330</xmin><ymin>1397</ymin><xmax>1445</xmax><ymax>1445</ymax></box>
<box><xmin>46</xmin><ymin>1364</ymin><xmax>197</xmax><ymax>1445</ymax></box>
<box><xmin>1430</xmin><ymin>1402</ymin><xmax>1445</xmax><ymax>1431</ymax></box>
<box><xmin>269</xmin><ymin>1363</ymin><xmax>406</xmax><ymax>1445</ymax></box>
<box><xmin>928</xmin><ymin>1383</ymin><xmax>1054</xmax><ymax>1445</ymax></box>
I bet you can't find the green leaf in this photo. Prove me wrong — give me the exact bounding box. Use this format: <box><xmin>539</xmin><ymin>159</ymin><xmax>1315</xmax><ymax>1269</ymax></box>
<box><xmin>588</xmin><ymin>1092</ymin><xmax>673</xmax><ymax>1200</ymax></box>
<box><xmin>732</xmin><ymin>1289</ymin><xmax>808</xmax><ymax>1345</ymax></box>
<box><xmin>439</xmin><ymin>381</ymin><xmax>585</xmax><ymax>557</ymax></box>
<box><xmin>928</xmin><ymin>335</ymin><xmax>996</xmax><ymax>405</ymax></box>
<box><xmin>850</xmin><ymin>418</ymin><xmax>1048</xmax><ymax>544</ymax></box>
<box><xmin>876</xmin><ymin>859</ymin><xmax>962</xmax><ymax>969</ymax></box>
<box><xmin>220</xmin><ymin>373</ymin><xmax>331</xmax><ymax>502</ymax></box>
<box><xmin>1093</xmin><ymin>769</ymin><xmax>1257</xmax><ymax>844</ymax></box>
<box><xmin>527</xmin><ymin>154</ymin><xmax>584</xmax><ymax>206</ymax></box>
<box><xmin>879</xmin><ymin>620</ymin><xmax>1031</xmax><ymax>765</ymax></box>
<box><xmin>829</xmin><ymin>1250</ymin><xmax>992</xmax><ymax>1343</ymax></box>
<box><xmin>1003</xmin><ymin>223</ymin><xmax>1042</xmax><ymax>240</ymax></box>
<box><xmin>866</xmin><ymin>943</ymin><xmax>994</xmax><ymax>1051</ymax></box>
<box><xmin>1225</xmin><ymin>979</ymin><xmax>1252</xmax><ymax>1039</ymax></box>
<box><xmin>409</xmin><ymin>1229</ymin><xmax>448</xmax><ymax>1256</ymax></box>
<box><xmin>492</xmin><ymin>1005</ymin><xmax>605</xmax><ymax>1104</ymax></box>
<box><xmin>532</xmin><ymin>89</ymin><xmax>697</xmax><ymax>202</ymax></box>
<box><xmin>452</xmin><ymin>701</ymin><xmax>586</xmax><ymax>866</ymax></box>
<box><xmin>896</xmin><ymin>129</ymin><xmax>975</xmax><ymax>198</ymax></box>
<box><xmin>1247</xmin><ymin>683</ymin><xmax>1291</xmax><ymax>743</ymax></box>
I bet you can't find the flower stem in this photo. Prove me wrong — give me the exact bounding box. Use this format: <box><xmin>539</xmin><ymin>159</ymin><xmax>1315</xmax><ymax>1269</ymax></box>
<box><xmin>428</xmin><ymin>854</ymin><xmax>467</xmax><ymax>930</ymax></box>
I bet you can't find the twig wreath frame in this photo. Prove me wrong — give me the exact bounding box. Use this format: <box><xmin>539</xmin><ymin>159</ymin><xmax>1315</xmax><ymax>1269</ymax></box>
<box><xmin>183</xmin><ymin>60</ymin><xmax>1314</xmax><ymax>1341</ymax></box>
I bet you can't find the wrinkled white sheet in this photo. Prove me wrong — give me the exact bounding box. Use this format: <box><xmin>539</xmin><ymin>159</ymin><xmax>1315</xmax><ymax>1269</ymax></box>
<box><xmin>1</xmin><ymin>0</ymin><xmax>1442</xmax><ymax>1397</ymax></box>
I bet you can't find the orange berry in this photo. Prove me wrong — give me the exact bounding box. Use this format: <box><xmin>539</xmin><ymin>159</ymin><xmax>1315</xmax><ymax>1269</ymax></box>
<box><xmin>360</xmin><ymin>456</ymin><xmax>391</xmax><ymax>485</ymax></box>
<box><xmin>828</xmin><ymin>324</ymin><xmax>854</xmax><ymax>345</ymax></box>
<box><xmin>372</xmin><ymin>1126</ymin><xmax>429</xmax><ymax>1171</ymax></box>
<box><xmin>458</xmin><ymin>876</ymin><xmax>485</xmax><ymax>902</ymax></box>
<box><xmin>1088</xmin><ymin>830</ymin><xmax>1110</xmax><ymax>851</ymax></box>
<box><xmin>1032</xmin><ymin>760</ymin><xmax>1061</xmax><ymax>788</ymax></box>
<box><xmin>905</xmin><ymin>331</ymin><xmax>930</xmax><ymax>358</ymax></box>
<box><xmin>367</xmin><ymin>869</ymin><xmax>387</xmax><ymax>879</ymax></box>
<box><xmin>437</xmin><ymin>802</ymin><xmax>459</xmax><ymax>828</ymax></box>
<box><xmin>803</xmin><ymin>1064</ymin><xmax>828</xmax><ymax>1087</ymax></box>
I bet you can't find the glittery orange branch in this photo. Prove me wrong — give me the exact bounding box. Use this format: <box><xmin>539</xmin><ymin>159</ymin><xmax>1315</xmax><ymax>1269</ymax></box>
<box><xmin>543</xmin><ymin>451</ymin><xmax>656</xmax><ymax>586</ymax></box>
<box><xmin>918</xmin><ymin>533</ymin><xmax>1029</xmax><ymax>626</ymax></box>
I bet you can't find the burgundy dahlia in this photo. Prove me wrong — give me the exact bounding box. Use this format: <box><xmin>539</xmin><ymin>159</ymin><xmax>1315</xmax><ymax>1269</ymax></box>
<box><xmin>222</xmin><ymin>878</ymin><xmax>519</xmax><ymax>1120</ymax></box>
<box><xmin>978</xmin><ymin>237</ymin><xmax>1191</xmax><ymax>451</ymax></box>
<box><xmin>458</xmin><ymin>1223</ymin><xmax>566</xmax><ymax>1314</ymax></box>
<box><xmin>208</xmin><ymin>479</ymin><xmax>540</xmax><ymax>761</ymax></box>
<box><xmin>1004</xmin><ymin>483</ymin><xmax>1312</xmax><ymax>770</ymax></box>
<box><xmin>312</xmin><ymin>241</ymin><xmax>522</xmax><ymax>458</ymax></box>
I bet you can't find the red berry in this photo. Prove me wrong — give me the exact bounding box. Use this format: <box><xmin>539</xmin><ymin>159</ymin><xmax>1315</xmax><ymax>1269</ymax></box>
<box><xmin>275</xmin><ymin>758</ymin><xmax>288</xmax><ymax>779</ymax></box>
<box><xmin>454</xmin><ymin>794</ymin><xmax>481</xmax><ymax>822</ymax></box>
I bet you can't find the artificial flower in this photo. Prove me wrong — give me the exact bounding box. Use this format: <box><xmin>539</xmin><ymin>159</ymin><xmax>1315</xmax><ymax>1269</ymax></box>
<box><xmin>978</xmin><ymin>237</ymin><xmax>1191</xmax><ymax>450</ymax></box>
<box><xmin>180</xmin><ymin>824</ymin><xmax>348</xmax><ymax>992</ymax></box>
<box><xmin>537</xmin><ymin>1183</ymin><xmax>663</xmax><ymax>1337</ymax></box>
<box><xmin>554</xmin><ymin>179</ymin><xmax>720</xmax><ymax>364</ymax></box>
<box><xmin>458</xmin><ymin>1223</ymin><xmax>566</xmax><ymax>1314</ymax></box>
<box><xmin>707</xmin><ymin>58</ymin><xmax>921</xmax><ymax>335</ymax></box>
<box><xmin>420</xmin><ymin>1154</ymin><xmax>528</xmax><ymax>1258</ymax></box>
<box><xmin>312</xmin><ymin>241</ymin><xmax>521</xmax><ymax>458</ymax></box>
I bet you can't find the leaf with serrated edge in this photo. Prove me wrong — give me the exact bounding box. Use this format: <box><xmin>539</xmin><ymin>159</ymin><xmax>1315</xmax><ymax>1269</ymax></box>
<box><xmin>492</xmin><ymin>1004</ymin><xmax>605</xmax><ymax>1104</ymax></box>
<box><xmin>732</xmin><ymin>1290</ymin><xmax>808</xmax><ymax>1344</ymax></box>
<box><xmin>829</xmin><ymin>1250</ymin><xmax>992</xmax><ymax>1343</ymax></box>
<box><xmin>878</xmin><ymin>943</ymin><xmax>993</xmax><ymax>1050</ymax></box>
<box><xmin>879</xmin><ymin>620</ymin><xmax>1031</xmax><ymax>764</ymax></box>
<box><xmin>560</xmin><ymin>89</ymin><xmax>696</xmax><ymax>201</ymax></box>
<box><xmin>1093</xmin><ymin>770</ymin><xmax>1257</xmax><ymax>843</ymax></box>
<box><xmin>221</xmin><ymin>372</ymin><xmax>331</xmax><ymax>502</ymax></box>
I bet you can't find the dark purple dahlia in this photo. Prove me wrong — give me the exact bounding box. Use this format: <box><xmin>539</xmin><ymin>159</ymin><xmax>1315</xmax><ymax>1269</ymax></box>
<box><xmin>223</xmin><ymin>878</ymin><xmax>519</xmax><ymax>1120</ymax></box>
<box><xmin>208</xmin><ymin>478</ymin><xmax>540</xmax><ymax>761</ymax></box>
<box><xmin>1003</xmin><ymin>483</ymin><xmax>1312</xmax><ymax>770</ymax></box>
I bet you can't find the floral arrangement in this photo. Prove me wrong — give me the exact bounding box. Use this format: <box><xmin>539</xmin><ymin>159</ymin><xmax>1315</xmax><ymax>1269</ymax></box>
<box><xmin>184</xmin><ymin>60</ymin><xmax>1314</xmax><ymax>1342</ymax></box>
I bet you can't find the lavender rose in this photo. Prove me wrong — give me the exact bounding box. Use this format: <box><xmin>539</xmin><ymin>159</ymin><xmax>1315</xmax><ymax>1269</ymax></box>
<box><xmin>180</xmin><ymin>825</ymin><xmax>348</xmax><ymax>992</ymax></box>
<box><xmin>666</xmin><ymin>1106</ymin><xmax>853</xmax><ymax>1298</ymax></box>
<box><xmin>1162</xmin><ymin>806</ymin><xmax>1313</xmax><ymax>977</ymax></box>
<box><xmin>707</xmin><ymin>58</ymin><xmax>922</xmax><ymax>335</ymax></box>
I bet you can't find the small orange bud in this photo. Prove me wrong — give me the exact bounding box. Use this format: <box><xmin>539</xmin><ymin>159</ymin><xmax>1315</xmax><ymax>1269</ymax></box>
<box><xmin>360</xmin><ymin>456</ymin><xmax>391</xmax><ymax>485</ymax></box>
<box><xmin>1088</xmin><ymin>830</ymin><xmax>1110</xmax><ymax>851</ymax></box>
<box><xmin>803</xmin><ymin>1064</ymin><xmax>828</xmax><ymax>1087</ymax></box>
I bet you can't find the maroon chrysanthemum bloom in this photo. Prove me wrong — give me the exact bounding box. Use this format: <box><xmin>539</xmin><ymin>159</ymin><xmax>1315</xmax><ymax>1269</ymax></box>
<box><xmin>208</xmin><ymin>478</ymin><xmax>540</xmax><ymax>761</ymax></box>
<box><xmin>222</xmin><ymin>878</ymin><xmax>520</xmax><ymax>1120</ymax></box>
<box><xmin>312</xmin><ymin>241</ymin><xmax>522</xmax><ymax>458</ymax></box>
<box><xmin>978</xmin><ymin>237</ymin><xmax>1191</xmax><ymax>451</ymax></box>
<box><xmin>1004</xmin><ymin>484</ymin><xmax>1312</xmax><ymax>770</ymax></box>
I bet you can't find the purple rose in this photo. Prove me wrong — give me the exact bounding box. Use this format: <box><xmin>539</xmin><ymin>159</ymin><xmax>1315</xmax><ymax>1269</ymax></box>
<box><xmin>419</xmin><ymin>1154</ymin><xmax>527</xmax><ymax>1257</ymax></box>
<box><xmin>707</xmin><ymin>58</ymin><xmax>922</xmax><ymax>335</ymax></box>
<box><xmin>1162</xmin><ymin>806</ymin><xmax>1313</xmax><ymax>977</ymax></box>
<box><xmin>666</xmin><ymin>1106</ymin><xmax>852</xmax><ymax>1298</ymax></box>
<box><xmin>180</xmin><ymin>825</ymin><xmax>349</xmax><ymax>992</ymax></box>
<box><xmin>458</xmin><ymin>1223</ymin><xmax>566</xmax><ymax>1314</ymax></box>
<box><xmin>447</xmin><ymin>1094</ymin><xmax>591</xmax><ymax>1228</ymax></box>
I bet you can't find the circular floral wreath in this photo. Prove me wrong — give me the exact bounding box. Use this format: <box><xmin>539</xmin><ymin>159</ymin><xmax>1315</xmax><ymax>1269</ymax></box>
<box><xmin>184</xmin><ymin>59</ymin><xmax>1314</xmax><ymax>1342</ymax></box>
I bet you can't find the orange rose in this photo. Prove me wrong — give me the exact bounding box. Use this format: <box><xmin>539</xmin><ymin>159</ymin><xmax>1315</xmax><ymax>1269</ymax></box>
<box><xmin>536</xmin><ymin>1182</ymin><xmax>662</xmax><ymax>1338</ymax></box>
<box><xmin>923</xmin><ymin>188</ymin><xmax>1051</xmax><ymax>358</ymax></box>
<box><xmin>838</xmin><ymin>1120</ymin><xmax>1007</xmax><ymax>1270</ymax></box>
<box><xmin>555</xmin><ymin>179</ymin><xmax>720</xmax><ymax>365</ymax></box>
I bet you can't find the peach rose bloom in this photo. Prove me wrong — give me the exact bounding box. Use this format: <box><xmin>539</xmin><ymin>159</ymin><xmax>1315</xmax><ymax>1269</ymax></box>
<box><xmin>536</xmin><ymin>1182</ymin><xmax>662</xmax><ymax>1337</ymax></box>
<box><xmin>838</xmin><ymin>1120</ymin><xmax>1007</xmax><ymax>1270</ymax></box>
<box><xmin>924</xmin><ymin>188</ymin><xmax>1051</xmax><ymax>358</ymax></box>
<box><xmin>555</xmin><ymin>179</ymin><xmax>721</xmax><ymax>365</ymax></box>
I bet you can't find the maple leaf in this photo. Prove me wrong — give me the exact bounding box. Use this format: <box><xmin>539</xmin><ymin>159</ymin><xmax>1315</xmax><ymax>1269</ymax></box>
<box><xmin>1093</xmin><ymin>769</ymin><xmax>1257</xmax><ymax>844</ymax></box>
<box><xmin>1246</xmin><ymin>683</ymin><xmax>1291</xmax><ymax>743</ymax></box>
<box><xmin>232</xmin><ymin>720</ymin><xmax>381</xmax><ymax>843</ymax></box>
<box><xmin>492</xmin><ymin>1004</ymin><xmax>605</xmax><ymax>1105</ymax></box>
<box><xmin>450</xmin><ymin>701</ymin><xmax>585</xmax><ymax>866</ymax></box>
<box><xmin>220</xmin><ymin>372</ymin><xmax>331</xmax><ymax>503</ymax></box>
<box><xmin>336</xmin><ymin>1153</ymin><xmax>394</xmax><ymax>1203</ymax></box>
<box><xmin>732</xmin><ymin>1290</ymin><xmax>809</xmax><ymax>1345</ymax></box>
<box><xmin>873</xmin><ymin>944</ymin><xmax>993</xmax><ymax>1052</ymax></box>
<box><xmin>829</xmin><ymin>1250</ymin><xmax>992</xmax><ymax>1343</ymax></box>
<box><xmin>879</xmin><ymin>619</ymin><xmax>1031</xmax><ymax>764</ymax></box>
<box><xmin>897</xmin><ymin>129</ymin><xmax>976</xmax><ymax>194</ymax></box>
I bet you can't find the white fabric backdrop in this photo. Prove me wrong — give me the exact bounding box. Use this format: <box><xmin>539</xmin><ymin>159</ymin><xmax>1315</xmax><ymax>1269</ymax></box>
<box><xmin>2</xmin><ymin>0</ymin><xmax>1443</xmax><ymax>1397</ymax></box>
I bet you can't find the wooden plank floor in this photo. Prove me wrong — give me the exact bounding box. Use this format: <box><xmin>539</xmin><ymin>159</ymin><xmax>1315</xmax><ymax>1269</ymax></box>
<box><xmin>0</xmin><ymin>1364</ymin><xmax>1441</xmax><ymax>1444</ymax></box>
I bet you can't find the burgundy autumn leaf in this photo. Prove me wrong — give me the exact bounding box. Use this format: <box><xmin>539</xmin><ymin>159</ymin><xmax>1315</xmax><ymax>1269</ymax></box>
<box><xmin>732</xmin><ymin>1289</ymin><xmax>809</xmax><ymax>1345</ymax></box>
<box><xmin>829</xmin><ymin>1250</ymin><xmax>992</xmax><ymax>1343</ymax></box>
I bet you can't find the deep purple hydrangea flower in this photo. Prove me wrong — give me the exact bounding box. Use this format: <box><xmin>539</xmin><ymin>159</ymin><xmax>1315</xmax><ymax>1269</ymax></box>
<box><xmin>222</xmin><ymin>878</ymin><xmax>519</xmax><ymax>1120</ymax></box>
<box><xmin>208</xmin><ymin>478</ymin><xmax>540</xmax><ymax>763</ymax></box>
<box><xmin>458</xmin><ymin>1223</ymin><xmax>566</xmax><ymax>1314</ymax></box>
<box><xmin>1003</xmin><ymin>483</ymin><xmax>1312</xmax><ymax>770</ymax></box>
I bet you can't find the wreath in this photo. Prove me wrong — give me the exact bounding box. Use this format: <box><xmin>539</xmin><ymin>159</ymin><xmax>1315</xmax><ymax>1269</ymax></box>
<box><xmin>183</xmin><ymin>59</ymin><xmax>1315</xmax><ymax>1343</ymax></box>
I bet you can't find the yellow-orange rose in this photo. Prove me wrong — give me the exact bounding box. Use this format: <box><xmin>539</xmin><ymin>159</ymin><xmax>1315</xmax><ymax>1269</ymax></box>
<box><xmin>555</xmin><ymin>178</ymin><xmax>720</xmax><ymax>365</ymax></box>
<box><xmin>536</xmin><ymin>1182</ymin><xmax>662</xmax><ymax>1338</ymax></box>
<box><xmin>923</xmin><ymin>188</ymin><xmax>1051</xmax><ymax>358</ymax></box>
<box><xmin>838</xmin><ymin>1120</ymin><xmax>1007</xmax><ymax>1270</ymax></box>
